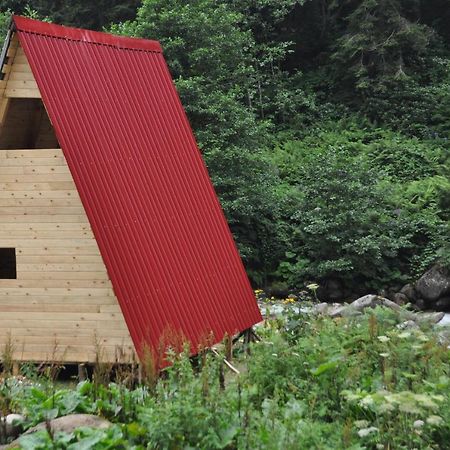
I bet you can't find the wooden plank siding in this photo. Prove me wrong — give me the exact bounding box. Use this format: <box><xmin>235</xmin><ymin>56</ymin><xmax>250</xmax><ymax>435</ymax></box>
<box><xmin>0</xmin><ymin>148</ymin><xmax>136</xmax><ymax>363</ymax></box>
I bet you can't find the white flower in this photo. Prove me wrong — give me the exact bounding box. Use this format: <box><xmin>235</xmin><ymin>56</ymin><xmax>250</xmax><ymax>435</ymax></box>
<box><xmin>354</xmin><ymin>420</ymin><xmax>369</xmax><ymax>428</ymax></box>
<box><xmin>357</xmin><ymin>427</ymin><xmax>378</xmax><ymax>437</ymax></box>
<box><xmin>413</xmin><ymin>420</ymin><xmax>424</xmax><ymax>428</ymax></box>
<box><xmin>360</xmin><ymin>396</ymin><xmax>375</xmax><ymax>407</ymax></box>
<box><xmin>426</xmin><ymin>415</ymin><xmax>443</xmax><ymax>426</ymax></box>
<box><xmin>398</xmin><ymin>331</ymin><xmax>411</xmax><ymax>339</ymax></box>
<box><xmin>377</xmin><ymin>336</ymin><xmax>390</xmax><ymax>343</ymax></box>
<box><xmin>379</xmin><ymin>352</ymin><xmax>390</xmax><ymax>358</ymax></box>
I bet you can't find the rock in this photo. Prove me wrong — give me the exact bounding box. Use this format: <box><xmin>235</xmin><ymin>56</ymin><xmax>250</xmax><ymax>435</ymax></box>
<box><xmin>5</xmin><ymin>415</ymin><xmax>23</xmax><ymax>438</ymax></box>
<box><xmin>3</xmin><ymin>415</ymin><xmax>111</xmax><ymax>449</ymax></box>
<box><xmin>397</xmin><ymin>320</ymin><xmax>420</xmax><ymax>330</ymax></box>
<box><xmin>414</xmin><ymin>298</ymin><xmax>427</xmax><ymax>310</ymax></box>
<box><xmin>27</xmin><ymin>414</ymin><xmax>111</xmax><ymax>435</ymax></box>
<box><xmin>414</xmin><ymin>312</ymin><xmax>445</xmax><ymax>325</ymax></box>
<box><xmin>400</xmin><ymin>283</ymin><xmax>417</xmax><ymax>301</ymax></box>
<box><xmin>328</xmin><ymin>305</ymin><xmax>348</xmax><ymax>318</ymax></box>
<box><xmin>313</xmin><ymin>302</ymin><xmax>329</xmax><ymax>314</ymax></box>
<box><xmin>0</xmin><ymin>414</ymin><xmax>24</xmax><ymax>444</ymax></box>
<box><xmin>350</xmin><ymin>295</ymin><xmax>402</xmax><ymax>312</ymax></box>
<box><xmin>415</xmin><ymin>265</ymin><xmax>450</xmax><ymax>302</ymax></box>
<box><xmin>436</xmin><ymin>313</ymin><xmax>450</xmax><ymax>327</ymax></box>
<box><xmin>326</xmin><ymin>295</ymin><xmax>419</xmax><ymax>320</ymax></box>
<box><xmin>435</xmin><ymin>297</ymin><xmax>450</xmax><ymax>312</ymax></box>
<box><xmin>392</xmin><ymin>293</ymin><xmax>408</xmax><ymax>306</ymax></box>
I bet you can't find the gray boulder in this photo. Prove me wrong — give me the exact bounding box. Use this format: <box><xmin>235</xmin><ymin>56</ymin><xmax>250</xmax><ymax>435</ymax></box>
<box><xmin>350</xmin><ymin>294</ymin><xmax>402</xmax><ymax>312</ymax></box>
<box><xmin>392</xmin><ymin>292</ymin><xmax>408</xmax><ymax>306</ymax></box>
<box><xmin>3</xmin><ymin>415</ymin><xmax>111</xmax><ymax>449</ymax></box>
<box><xmin>400</xmin><ymin>283</ymin><xmax>417</xmax><ymax>301</ymax></box>
<box><xmin>414</xmin><ymin>298</ymin><xmax>427</xmax><ymax>310</ymax></box>
<box><xmin>326</xmin><ymin>295</ymin><xmax>406</xmax><ymax>319</ymax></box>
<box><xmin>416</xmin><ymin>265</ymin><xmax>450</xmax><ymax>301</ymax></box>
<box><xmin>435</xmin><ymin>297</ymin><xmax>450</xmax><ymax>312</ymax></box>
<box><xmin>0</xmin><ymin>414</ymin><xmax>24</xmax><ymax>441</ymax></box>
<box><xmin>414</xmin><ymin>312</ymin><xmax>446</xmax><ymax>325</ymax></box>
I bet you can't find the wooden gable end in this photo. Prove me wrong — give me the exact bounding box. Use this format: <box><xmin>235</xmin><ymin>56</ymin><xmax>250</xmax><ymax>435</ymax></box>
<box><xmin>0</xmin><ymin>33</ymin><xmax>137</xmax><ymax>364</ymax></box>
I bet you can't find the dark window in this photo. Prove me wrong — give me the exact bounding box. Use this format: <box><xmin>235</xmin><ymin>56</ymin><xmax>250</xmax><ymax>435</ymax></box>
<box><xmin>0</xmin><ymin>98</ymin><xmax>59</xmax><ymax>149</ymax></box>
<box><xmin>0</xmin><ymin>248</ymin><xmax>16</xmax><ymax>279</ymax></box>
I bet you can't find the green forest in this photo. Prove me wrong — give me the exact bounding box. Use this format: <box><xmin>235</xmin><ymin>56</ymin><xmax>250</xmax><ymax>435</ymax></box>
<box><xmin>0</xmin><ymin>3</ymin><xmax>449</xmax><ymax>449</ymax></box>
<box><xmin>2</xmin><ymin>0</ymin><xmax>449</xmax><ymax>298</ymax></box>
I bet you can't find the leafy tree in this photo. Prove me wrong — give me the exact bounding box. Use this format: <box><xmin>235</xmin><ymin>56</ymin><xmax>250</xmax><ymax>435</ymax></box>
<box><xmin>0</xmin><ymin>9</ymin><xmax>10</xmax><ymax>41</ymax></box>
<box><xmin>0</xmin><ymin>0</ymin><xmax>140</xmax><ymax>29</ymax></box>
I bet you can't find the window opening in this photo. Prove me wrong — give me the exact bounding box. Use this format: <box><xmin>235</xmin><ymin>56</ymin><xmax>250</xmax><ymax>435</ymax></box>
<box><xmin>0</xmin><ymin>248</ymin><xmax>16</xmax><ymax>279</ymax></box>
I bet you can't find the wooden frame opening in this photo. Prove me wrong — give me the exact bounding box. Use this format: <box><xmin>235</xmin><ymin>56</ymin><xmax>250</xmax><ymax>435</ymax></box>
<box><xmin>0</xmin><ymin>98</ymin><xmax>59</xmax><ymax>149</ymax></box>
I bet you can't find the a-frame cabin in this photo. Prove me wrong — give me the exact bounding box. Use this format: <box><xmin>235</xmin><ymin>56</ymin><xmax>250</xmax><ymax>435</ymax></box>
<box><xmin>0</xmin><ymin>16</ymin><xmax>262</xmax><ymax>364</ymax></box>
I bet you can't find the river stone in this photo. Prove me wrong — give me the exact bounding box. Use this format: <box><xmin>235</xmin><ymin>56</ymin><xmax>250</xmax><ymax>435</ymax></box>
<box><xmin>0</xmin><ymin>414</ymin><xmax>24</xmax><ymax>440</ymax></box>
<box><xmin>392</xmin><ymin>293</ymin><xmax>408</xmax><ymax>306</ymax></box>
<box><xmin>435</xmin><ymin>297</ymin><xmax>450</xmax><ymax>312</ymax></box>
<box><xmin>314</xmin><ymin>302</ymin><xmax>330</xmax><ymax>314</ymax></box>
<box><xmin>3</xmin><ymin>414</ymin><xmax>112</xmax><ymax>449</ymax></box>
<box><xmin>414</xmin><ymin>298</ymin><xmax>427</xmax><ymax>310</ymax></box>
<box><xmin>414</xmin><ymin>312</ymin><xmax>446</xmax><ymax>325</ymax></box>
<box><xmin>350</xmin><ymin>295</ymin><xmax>402</xmax><ymax>312</ymax></box>
<box><xmin>400</xmin><ymin>283</ymin><xmax>417</xmax><ymax>301</ymax></box>
<box><xmin>416</xmin><ymin>265</ymin><xmax>450</xmax><ymax>301</ymax></box>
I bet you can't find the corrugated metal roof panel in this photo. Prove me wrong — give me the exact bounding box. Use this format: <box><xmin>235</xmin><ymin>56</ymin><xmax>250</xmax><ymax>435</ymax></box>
<box><xmin>13</xmin><ymin>15</ymin><xmax>262</xmax><ymax>357</ymax></box>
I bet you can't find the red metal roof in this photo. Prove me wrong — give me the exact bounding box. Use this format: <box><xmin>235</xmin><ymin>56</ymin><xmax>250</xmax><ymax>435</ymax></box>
<box><xmin>13</xmin><ymin>15</ymin><xmax>262</xmax><ymax>358</ymax></box>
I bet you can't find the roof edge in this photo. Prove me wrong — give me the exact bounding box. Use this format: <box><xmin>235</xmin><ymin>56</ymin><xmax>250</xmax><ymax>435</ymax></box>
<box><xmin>13</xmin><ymin>15</ymin><xmax>162</xmax><ymax>53</ymax></box>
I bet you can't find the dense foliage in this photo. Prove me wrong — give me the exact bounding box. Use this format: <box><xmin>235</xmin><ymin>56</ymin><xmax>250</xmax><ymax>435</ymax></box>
<box><xmin>1</xmin><ymin>0</ymin><xmax>449</xmax><ymax>294</ymax></box>
<box><xmin>1</xmin><ymin>306</ymin><xmax>449</xmax><ymax>448</ymax></box>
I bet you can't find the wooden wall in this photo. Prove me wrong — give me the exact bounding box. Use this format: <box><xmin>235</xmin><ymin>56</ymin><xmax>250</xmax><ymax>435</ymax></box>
<box><xmin>0</xmin><ymin>35</ymin><xmax>136</xmax><ymax>364</ymax></box>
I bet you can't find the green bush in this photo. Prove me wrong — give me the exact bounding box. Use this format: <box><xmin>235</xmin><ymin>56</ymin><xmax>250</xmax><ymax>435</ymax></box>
<box><xmin>270</xmin><ymin>126</ymin><xmax>449</xmax><ymax>292</ymax></box>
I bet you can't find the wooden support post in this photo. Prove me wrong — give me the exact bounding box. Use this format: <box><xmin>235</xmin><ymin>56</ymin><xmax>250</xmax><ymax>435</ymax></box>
<box><xmin>224</xmin><ymin>333</ymin><xmax>233</xmax><ymax>362</ymax></box>
<box><xmin>138</xmin><ymin>363</ymin><xmax>143</xmax><ymax>385</ymax></box>
<box><xmin>12</xmin><ymin>362</ymin><xmax>19</xmax><ymax>376</ymax></box>
<box><xmin>78</xmin><ymin>363</ymin><xmax>86</xmax><ymax>381</ymax></box>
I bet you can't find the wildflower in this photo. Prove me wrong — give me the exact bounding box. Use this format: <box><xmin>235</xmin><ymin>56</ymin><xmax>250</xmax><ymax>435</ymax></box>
<box><xmin>354</xmin><ymin>420</ymin><xmax>369</xmax><ymax>428</ymax></box>
<box><xmin>306</xmin><ymin>283</ymin><xmax>319</xmax><ymax>290</ymax></box>
<box><xmin>377</xmin><ymin>336</ymin><xmax>390</xmax><ymax>343</ymax></box>
<box><xmin>360</xmin><ymin>396</ymin><xmax>374</xmax><ymax>407</ymax></box>
<box><xmin>426</xmin><ymin>415</ymin><xmax>443</xmax><ymax>426</ymax></box>
<box><xmin>413</xmin><ymin>420</ymin><xmax>424</xmax><ymax>428</ymax></box>
<box><xmin>379</xmin><ymin>352</ymin><xmax>389</xmax><ymax>358</ymax></box>
<box><xmin>398</xmin><ymin>331</ymin><xmax>411</xmax><ymax>339</ymax></box>
<box><xmin>357</xmin><ymin>427</ymin><xmax>378</xmax><ymax>437</ymax></box>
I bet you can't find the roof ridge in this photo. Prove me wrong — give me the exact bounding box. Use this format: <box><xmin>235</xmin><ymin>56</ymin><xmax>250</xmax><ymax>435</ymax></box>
<box><xmin>13</xmin><ymin>15</ymin><xmax>162</xmax><ymax>53</ymax></box>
